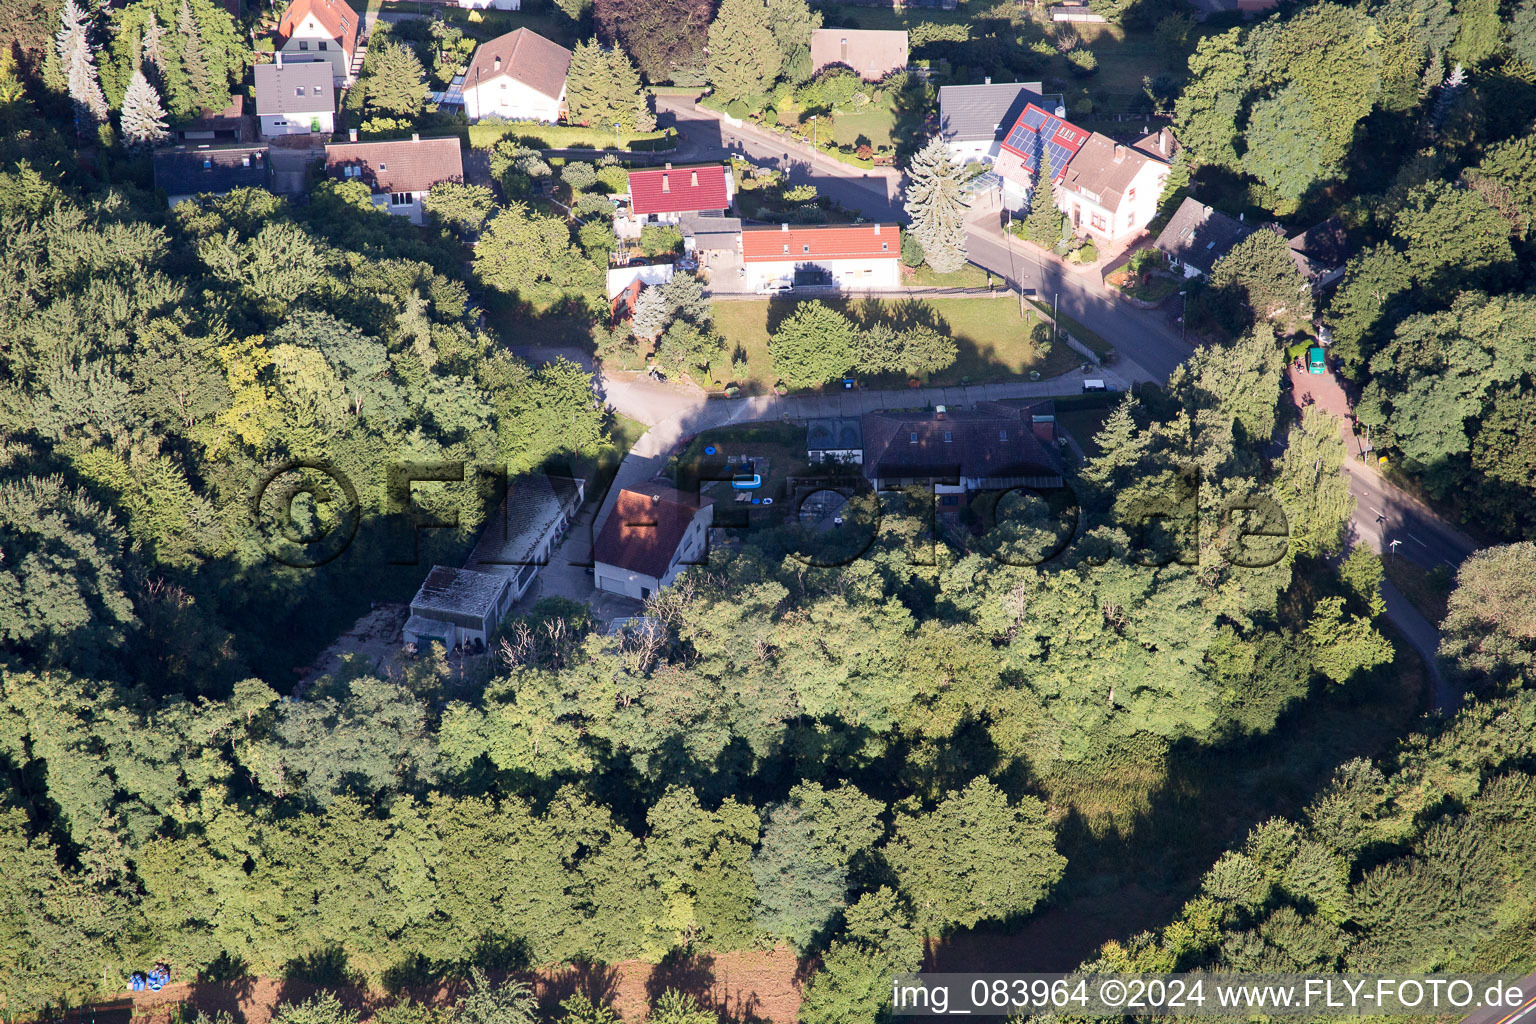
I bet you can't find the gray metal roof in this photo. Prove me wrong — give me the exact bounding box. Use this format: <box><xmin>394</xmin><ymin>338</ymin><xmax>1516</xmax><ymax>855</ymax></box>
<box><xmin>466</xmin><ymin>472</ymin><xmax>582</xmax><ymax>572</ymax></box>
<box><xmin>254</xmin><ymin>61</ymin><xmax>335</xmax><ymax>116</ymax></box>
<box><xmin>938</xmin><ymin>82</ymin><xmax>1045</xmax><ymax>144</ymax></box>
<box><xmin>680</xmin><ymin>213</ymin><xmax>742</xmax><ymax>250</ymax></box>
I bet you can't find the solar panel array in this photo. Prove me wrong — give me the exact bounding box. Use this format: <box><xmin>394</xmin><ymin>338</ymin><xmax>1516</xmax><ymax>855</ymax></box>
<box><xmin>1000</xmin><ymin>104</ymin><xmax>1086</xmax><ymax>180</ymax></box>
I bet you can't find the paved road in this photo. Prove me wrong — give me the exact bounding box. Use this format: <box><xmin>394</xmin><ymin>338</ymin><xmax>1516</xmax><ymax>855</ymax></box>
<box><xmin>1461</xmin><ymin>974</ymin><xmax>1536</xmax><ymax>1024</ymax></box>
<box><xmin>658</xmin><ymin>96</ymin><xmax>1193</xmax><ymax>382</ymax></box>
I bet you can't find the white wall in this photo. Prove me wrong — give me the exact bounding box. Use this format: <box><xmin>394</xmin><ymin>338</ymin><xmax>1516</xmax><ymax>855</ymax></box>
<box><xmin>370</xmin><ymin>190</ymin><xmax>425</xmax><ymax>225</ymax></box>
<box><xmin>464</xmin><ymin>74</ymin><xmax>562</xmax><ymax>123</ymax></box>
<box><xmin>746</xmin><ymin>257</ymin><xmax>901</xmax><ymax>291</ymax></box>
<box><xmin>1061</xmin><ymin>160</ymin><xmax>1167</xmax><ymax>244</ymax></box>
<box><xmin>594</xmin><ymin>506</ymin><xmax>712</xmax><ymax>600</ymax></box>
<box><xmin>280</xmin><ymin>19</ymin><xmax>350</xmax><ymax>84</ymax></box>
<box><xmin>259</xmin><ymin>110</ymin><xmax>335</xmax><ymax>137</ymax></box>
<box><xmin>458</xmin><ymin>0</ymin><xmax>520</xmax><ymax>7</ymax></box>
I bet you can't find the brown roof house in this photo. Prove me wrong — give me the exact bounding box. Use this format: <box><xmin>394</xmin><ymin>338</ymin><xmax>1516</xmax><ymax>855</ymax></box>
<box><xmin>324</xmin><ymin>132</ymin><xmax>464</xmax><ymax>225</ymax></box>
<box><xmin>593</xmin><ymin>485</ymin><xmax>713</xmax><ymax>601</ymax></box>
<box><xmin>860</xmin><ymin>401</ymin><xmax>1064</xmax><ymax>513</ymax></box>
<box><xmin>1055</xmin><ymin>131</ymin><xmax>1169</xmax><ymax>244</ymax></box>
<box><xmin>1286</xmin><ymin>217</ymin><xmax>1350</xmax><ymax>291</ymax></box>
<box><xmin>810</xmin><ymin>28</ymin><xmax>909</xmax><ymax>80</ymax></box>
<box><xmin>462</xmin><ymin>28</ymin><xmax>572</xmax><ymax>123</ymax></box>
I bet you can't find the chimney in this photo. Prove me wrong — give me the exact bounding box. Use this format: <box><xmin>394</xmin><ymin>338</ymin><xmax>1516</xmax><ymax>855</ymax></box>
<box><xmin>412</xmin><ymin>132</ymin><xmax>420</xmax><ymax>142</ymax></box>
<box><xmin>1159</xmin><ymin>128</ymin><xmax>1169</xmax><ymax>157</ymax></box>
<box><xmin>935</xmin><ymin>404</ymin><xmax>946</xmax><ymax>419</ymax></box>
<box><xmin>690</xmin><ymin>170</ymin><xmax>698</xmax><ymax>187</ymax></box>
<box><xmin>661</xmin><ymin>173</ymin><xmax>669</xmax><ymax>193</ymax></box>
<box><xmin>349</xmin><ymin>127</ymin><xmax>358</xmax><ymax>142</ymax></box>
<box><xmin>493</xmin><ymin>56</ymin><xmax>501</xmax><ymax>71</ymax></box>
<box><xmin>276</xmin><ymin>51</ymin><xmax>283</xmax><ymax>66</ymax></box>
<box><xmin>841</xmin><ymin>38</ymin><xmax>848</xmax><ymax>62</ymax></box>
<box><xmin>665</xmin><ymin>162</ymin><xmax>672</xmax><ymax>170</ymax></box>
<box><xmin>1113</xmin><ymin>143</ymin><xmax>1125</xmax><ymax>162</ymax></box>
<box><xmin>873</xmin><ymin>223</ymin><xmax>881</xmax><ymax>234</ymax></box>
<box><xmin>984</xmin><ymin>75</ymin><xmax>991</xmax><ymax>85</ymax></box>
<box><xmin>781</xmin><ymin>223</ymin><xmax>789</xmax><ymax>231</ymax></box>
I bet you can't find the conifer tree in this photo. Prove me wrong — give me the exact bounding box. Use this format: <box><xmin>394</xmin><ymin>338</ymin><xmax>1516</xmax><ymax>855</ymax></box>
<box><xmin>65</xmin><ymin>29</ymin><xmax>109</xmax><ymax>125</ymax></box>
<box><xmin>1023</xmin><ymin>149</ymin><xmax>1064</xmax><ymax>245</ymax></box>
<box><xmin>610</xmin><ymin>45</ymin><xmax>653</xmax><ymax>130</ymax></box>
<box><xmin>140</xmin><ymin>16</ymin><xmax>167</xmax><ymax>81</ymax></box>
<box><xmin>903</xmin><ymin>135</ymin><xmax>970</xmax><ymax>274</ymax></box>
<box><xmin>706</xmin><ymin>0</ymin><xmax>777</xmax><ymax>104</ymax></box>
<box><xmin>565</xmin><ymin>39</ymin><xmax>611</xmax><ymax>126</ymax></box>
<box><xmin>177</xmin><ymin>0</ymin><xmax>211</xmax><ymax>107</ymax></box>
<box><xmin>55</xmin><ymin>0</ymin><xmax>86</xmax><ymax>64</ymax></box>
<box><xmin>120</xmin><ymin>66</ymin><xmax>169</xmax><ymax>147</ymax></box>
<box><xmin>361</xmin><ymin>38</ymin><xmax>426</xmax><ymax>117</ymax></box>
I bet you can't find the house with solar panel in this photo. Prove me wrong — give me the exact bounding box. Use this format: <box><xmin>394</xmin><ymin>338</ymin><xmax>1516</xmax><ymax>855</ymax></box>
<box><xmin>626</xmin><ymin>163</ymin><xmax>734</xmax><ymax>226</ymax></box>
<box><xmin>993</xmin><ymin>102</ymin><xmax>1091</xmax><ymax>210</ymax></box>
<box><xmin>937</xmin><ymin>80</ymin><xmax>1050</xmax><ymax>165</ymax></box>
<box><xmin>739</xmin><ymin>223</ymin><xmax>901</xmax><ymax>291</ymax></box>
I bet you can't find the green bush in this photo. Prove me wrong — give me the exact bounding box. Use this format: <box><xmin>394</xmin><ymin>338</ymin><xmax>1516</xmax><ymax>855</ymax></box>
<box><xmin>561</xmin><ymin>161</ymin><xmax>598</xmax><ymax>190</ymax></box>
<box><xmin>1077</xmin><ymin>240</ymin><xmax>1098</xmax><ymax>262</ymax></box>
<box><xmin>1067</xmin><ymin>49</ymin><xmax>1099</xmax><ymax>75</ymax></box>
<box><xmin>901</xmin><ymin>232</ymin><xmax>925</xmax><ymax>268</ymax></box>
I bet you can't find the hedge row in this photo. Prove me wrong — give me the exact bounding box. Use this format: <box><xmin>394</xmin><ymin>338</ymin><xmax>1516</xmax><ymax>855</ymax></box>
<box><xmin>465</xmin><ymin>121</ymin><xmax>674</xmax><ymax>151</ymax></box>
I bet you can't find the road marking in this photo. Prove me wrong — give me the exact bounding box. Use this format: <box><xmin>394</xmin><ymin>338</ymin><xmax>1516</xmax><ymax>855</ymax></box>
<box><xmin>1489</xmin><ymin>991</ymin><xmax>1536</xmax><ymax>1024</ymax></box>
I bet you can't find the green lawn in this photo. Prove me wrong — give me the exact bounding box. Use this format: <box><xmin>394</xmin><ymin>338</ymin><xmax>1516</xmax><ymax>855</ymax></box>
<box><xmin>710</xmin><ymin>296</ymin><xmax>1079</xmax><ymax>394</ymax></box>
<box><xmin>905</xmin><ymin>262</ymin><xmax>995</xmax><ymax>289</ymax></box>
<box><xmin>1027</xmin><ymin>298</ymin><xmax>1115</xmax><ymax>360</ymax></box>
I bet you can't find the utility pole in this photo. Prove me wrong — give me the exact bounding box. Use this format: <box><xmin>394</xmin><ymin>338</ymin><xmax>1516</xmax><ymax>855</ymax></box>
<box><xmin>614</xmin><ymin>121</ymin><xmax>621</xmax><ymax>151</ymax></box>
<box><xmin>811</xmin><ymin>114</ymin><xmax>818</xmax><ymax>151</ymax></box>
<box><xmin>1053</xmin><ymin>291</ymin><xmax>1059</xmax><ymax>343</ymax></box>
<box><xmin>1178</xmin><ymin>290</ymin><xmax>1187</xmax><ymax>343</ymax></box>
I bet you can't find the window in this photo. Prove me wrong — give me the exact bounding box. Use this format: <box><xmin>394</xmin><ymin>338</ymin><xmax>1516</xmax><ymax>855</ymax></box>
<box><xmin>343</xmin><ymin>165</ymin><xmax>360</xmax><ymax>177</ymax></box>
<box><xmin>313</xmin><ymin>86</ymin><xmax>323</xmax><ymax>95</ymax></box>
<box><xmin>940</xmin><ymin>494</ymin><xmax>959</xmax><ymax>506</ymax></box>
<box><xmin>298</xmin><ymin>41</ymin><xmax>309</xmax><ymax>50</ymax></box>
<box><xmin>1127</xmin><ymin>187</ymin><xmax>1135</xmax><ymax>201</ymax></box>
<box><xmin>999</xmin><ymin>429</ymin><xmax>1008</xmax><ymax>441</ymax></box>
<box><xmin>339</xmin><ymin>17</ymin><xmax>348</xmax><ymax>29</ymax></box>
<box><xmin>378</xmin><ymin>162</ymin><xmax>387</xmax><ymax>170</ymax></box>
<box><xmin>943</xmin><ymin>431</ymin><xmax>952</xmax><ymax>443</ymax></box>
<box><xmin>908</xmin><ymin>432</ymin><xmax>918</xmax><ymax>444</ymax></box>
<box><xmin>390</xmin><ymin>192</ymin><xmax>411</xmax><ymax>206</ymax></box>
<box><xmin>273</xmin><ymin>119</ymin><xmax>287</xmax><ymax>127</ymax></box>
<box><xmin>802</xmin><ymin>244</ymin><xmax>809</xmax><ymax>253</ymax></box>
<box><xmin>881</xmin><ymin>242</ymin><xmax>889</xmax><ymax>250</ymax></box>
<box><xmin>295</xmin><ymin>87</ymin><xmax>304</xmax><ymax>96</ymax></box>
<box><xmin>318</xmin><ymin>40</ymin><xmax>328</xmax><ymax>50</ymax></box>
<box><xmin>1091</xmin><ymin>212</ymin><xmax>1107</xmax><ymax>231</ymax></box>
<box><xmin>782</xmin><ymin>243</ymin><xmax>789</xmax><ymax>254</ymax></box>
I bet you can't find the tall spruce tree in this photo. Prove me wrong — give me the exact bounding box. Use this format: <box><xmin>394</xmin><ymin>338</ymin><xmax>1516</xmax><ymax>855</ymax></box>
<box><xmin>903</xmin><ymin>135</ymin><xmax>970</xmax><ymax>274</ymax></box>
<box><xmin>706</xmin><ymin>0</ymin><xmax>777</xmax><ymax>104</ymax></box>
<box><xmin>120</xmin><ymin>66</ymin><xmax>169</xmax><ymax>147</ymax></box>
<box><xmin>567</xmin><ymin>39</ymin><xmax>653</xmax><ymax>130</ymax></box>
<box><xmin>177</xmin><ymin>0</ymin><xmax>210</xmax><ymax>106</ymax></box>
<box><xmin>140</xmin><ymin>15</ymin><xmax>166</xmax><ymax>80</ymax></box>
<box><xmin>65</xmin><ymin>29</ymin><xmax>109</xmax><ymax>125</ymax></box>
<box><xmin>1023</xmin><ymin>149</ymin><xmax>1063</xmax><ymax>245</ymax></box>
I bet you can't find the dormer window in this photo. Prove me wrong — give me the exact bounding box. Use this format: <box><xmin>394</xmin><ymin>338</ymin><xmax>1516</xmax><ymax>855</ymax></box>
<box><xmin>943</xmin><ymin>431</ymin><xmax>952</xmax><ymax>443</ymax></box>
<box><xmin>909</xmin><ymin>432</ymin><xmax>918</xmax><ymax>444</ymax></box>
<box><xmin>802</xmin><ymin>244</ymin><xmax>809</xmax><ymax>253</ymax></box>
<box><xmin>379</xmin><ymin>162</ymin><xmax>387</xmax><ymax>170</ymax></box>
<box><xmin>881</xmin><ymin>242</ymin><xmax>888</xmax><ymax>251</ymax></box>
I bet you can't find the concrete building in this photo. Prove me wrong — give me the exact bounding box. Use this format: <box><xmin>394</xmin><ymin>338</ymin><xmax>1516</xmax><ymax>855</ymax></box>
<box><xmin>810</xmin><ymin>28</ymin><xmax>909</xmax><ymax>80</ymax></box>
<box><xmin>1055</xmin><ymin>132</ymin><xmax>1168</xmax><ymax>244</ymax></box>
<box><xmin>594</xmin><ymin>485</ymin><xmax>714</xmax><ymax>601</ymax></box>
<box><xmin>859</xmin><ymin>402</ymin><xmax>1064</xmax><ymax>511</ymax></box>
<box><xmin>739</xmin><ymin>223</ymin><xmax>901</xmax><ymax>291</ymax></box>
<box><xmin>324</xmin><ymin>133</ymin><xmax>464</xmax><ymax>225</ymax></box>
<box><xmin>402</xmin><ymin>566</ymin><xmax>513</xmax><ymax>652</ymax></box>
<box><xmin>626</xmin><ymin>163</ymin><xmax>733</xmax><ymax>225</ymax></box>
<box><xmin>1155</xmin><ymin>197</ymin><xmax>1254</xmax><ymax>279</ymax></box>
<box><xmin>463</xmin><ymin>472</ymin><xmax>585</xmax><ymax>601</ymax></box>
<box><xmin>937</xmin><ymin>80</ymin><xmax>1047</xmax><ymax>164</ymax></box>
<box><xmin>154</xmin><ymin>145</ymin><xmax>271</xmax><ymax>207</ymax></box>
<box><xmin>461</xmin><ymin>28</ymin><xmax>571</xmax><ymax>123</ymax></box>
<box><xmin>254</xmin><ymin>58</ymin><xmax>335</xmax><ymax>138</ymax></box>
<box><xmin>274</xmin><ymin>0</ymin><xmax>360</xmax><ymax>84</ymax></box>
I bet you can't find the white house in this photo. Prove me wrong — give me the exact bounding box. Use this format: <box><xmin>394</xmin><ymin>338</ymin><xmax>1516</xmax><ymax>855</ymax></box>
<box><xmin>402</xmin><ymin>566</ymin><xmax>513</xmax><ymax>652</ymax></box>
<box><xmin>462</xmin><ymin>472</ymin><xmax>585</xmax><ymax>601</ymax></box>
<box><xmin>274</xmin><ymin>0</ymin><xmax>360</xmax><ymax>85</ymax></box>
<box><xmin>606</xmin><ymin>262</ymin><xmax>674</xmax><ymax>300</ymax></box>
<box><xmin>1055</xmin><ymin>132</ymin><xmax>1168</xmax><ymax>244</ymax></box>
<box><xmin>324</xmin><ymin>133</ymin><xmax>464</xmax><ymax>225</ymax></box>
<box><xmin>461</xmin><ymin>28</ymin><xmax>571</xmax><ymax>123</ymax></box>
<box><xmin>593</xmin><ymin>485</ymin><xmax>713</xmax><ymax>601</ymax></box>
<box><xmin>937</xmin><ymin>80</ymin><xmax>1048</xmax><ymax>165</ymax></box>
<box><xmin>739</xmin><ymin>223</ymin><xmax>901</xmax><ymax>291</ymax></box>
<box><xmin>254</xmin><ymin>58</ymin><xmax>335</xmax><ymax>138</ymax></box>
<box><xmin>458</xmin><ymin>0</ymin><xmax>519</xmax><ymax>10</ymax></box>
<box><xmin>993</xmin><ymin>102</ymin><xmax>1089</xmax><ymax>211</ymax></box>
<box><xmin>626</xmin><ymin>163</ymin><xmax>733</xmax><ymax>225</ymax></box>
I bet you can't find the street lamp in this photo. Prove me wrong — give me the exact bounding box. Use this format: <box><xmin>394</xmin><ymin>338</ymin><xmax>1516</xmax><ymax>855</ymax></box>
<box><xmin>614</xmin><ymin>121</ymin><xmax>621</xmax><ymax>151</ymax></box>
<box><xmin>810</xmin><ymin>114</ymin><xmax>818</xmax><ymax>151</ymax></box>
<box><xmin>1178</xmin><ymin>290</ymin><xmax>1187</xmax><ymax>343</ymax></box>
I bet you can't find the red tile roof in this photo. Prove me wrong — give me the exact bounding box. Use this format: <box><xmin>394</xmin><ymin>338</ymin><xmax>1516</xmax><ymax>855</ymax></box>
<box><xmin>628</xmin><ymin>164</ymin><xmax>729</xmax><ymax>215</ymax></box>
<box><xmin>594</xmin><ymin>486</ymin><xmax>711</xmax><ymax>579</ymax></box>
<box><xmin>741</xmin><ymin>223</ymin><xmax>900</xmax><ymax>262</ymax></box>
<box><xmin>277</xmin><ymin>0</ymin><xmax>359</xmax><ymax>57</ymax></box>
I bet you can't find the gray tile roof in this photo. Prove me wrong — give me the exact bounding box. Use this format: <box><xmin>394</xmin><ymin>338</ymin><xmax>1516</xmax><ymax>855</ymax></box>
<box><xmin>254</xmin><ymin>61</ymin><xmax>335</xmax><ymax>116</ymax></box>
<box><xmin>154</xmin><ymin>145</ymin><xmax>270</xmax><ymax>197</ymax></box>
<box><xmin>1155</xmin><ymin>197</ymin><xmax>1253</xmax><ymax>277</ymax></box>
<box><xmin>938</xmin><ymin>81</ymin><xmax>1045</xmax><ymax>144</ymax></box>
<box><xmin>410</xmin><ymin>566</ymin><xmax>509</xmax><ymax>620</ymax></box>
<box><xmin>466</xmin><ymin>472</ymin><xmax>582</xmax><ymax>571</ymax></box>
